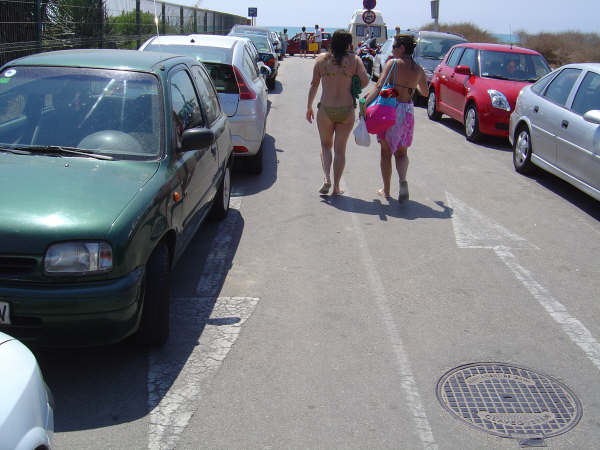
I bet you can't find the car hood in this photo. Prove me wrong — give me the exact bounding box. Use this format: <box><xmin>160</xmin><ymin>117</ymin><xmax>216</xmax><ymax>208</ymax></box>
<box><xmin>414</xmin><ymin>57</ymin><xmax>442</xmax><ymax>73</ymax></box>
<box><xmin>0</xmin><ymin>153</ymin><xmax>159</xmax><ymax>253</ymax></box>
<box><xmin>474</xmin><ymin>77</ymin><xmax>531</xmax><ymax>105</ymax></box>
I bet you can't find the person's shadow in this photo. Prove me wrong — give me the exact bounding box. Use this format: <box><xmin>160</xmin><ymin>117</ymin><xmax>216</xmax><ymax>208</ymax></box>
<box><xmin>321</xmin><ymin>195</ymin><xmax>452</xmax><ymax>221</ymax></box>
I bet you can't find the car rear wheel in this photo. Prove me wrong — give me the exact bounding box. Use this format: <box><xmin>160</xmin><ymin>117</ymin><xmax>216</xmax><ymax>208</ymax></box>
<box><xmin>136</xmin><ymin>243</ymin><xmax>170</xmax><ymax>347</ymax></box>
<box><xmin>209</xmin><ymin>158</ymin><xmax>231</xmax><ymax>220</ymax></box>
<box><xmin>464</xmin><ymin>104</ymin><xmax>481</xmax><ymax>142</ymax></box>
<box><xmin>266</xmin><ymin>77</ymin><xmax>276</xmax><ymax>90</ymax></box>
<box><xmin>427</xmin><ymin>89</ymin><xmax>441</xmax><ymax>121</ymax></box>
<box><xmin>513</xmin><ymin>126</ymin><xmax>535</xmax><ymax>174</ymax></box>
<box><xmin>247</xmin><ymin>143</ymin><xmax>263</xmax><ymax>174</ymax></box>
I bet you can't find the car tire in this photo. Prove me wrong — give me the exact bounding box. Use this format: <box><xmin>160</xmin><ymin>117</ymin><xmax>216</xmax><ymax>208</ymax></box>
<box><xmin>289</xmin><ymin>52</ymin><xmax>294</xmax><ymax>57</ymax></box>
<box><xmin>464</xmin><ymin>104</ymin><xmax>481</xmax><ymax>142</ymax></box>
<box><xmin>247</xmin><ymin>143</ymin><xmax>263</xmax><ymax>175</ymax></box>
<box><xmin>427</xmin><ymin>89</ymin><xmax>441</xmax><ymax>121</ymax></box>
<box><xmin>136</xmin><ymin>243</ymin><xmax>170</xmax><ymax>347</ymax></box>
<box><xmin>209</xmin><ymin>158</ymin><xmax>231</xmax><ymax>220</ymax></box>
<box><xmin>266</xmin><ymin>77</ymin><xmax>276</xmax><ymax>90</ymax></box>
<box><xmin>513</xmin><ymin>125</ymin><xmax>535</xmax><ymax>174</ymax></box>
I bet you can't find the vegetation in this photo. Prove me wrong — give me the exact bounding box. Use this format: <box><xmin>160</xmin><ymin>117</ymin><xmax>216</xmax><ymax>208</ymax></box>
<box><xmin>419</xmin><ymin>22</ymin><xmax>600</xmax><ymax>67</ymax></box>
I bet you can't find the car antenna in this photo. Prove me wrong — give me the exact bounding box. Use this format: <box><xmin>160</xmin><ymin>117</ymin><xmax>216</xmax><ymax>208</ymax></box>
<box><xmin>509</xmin><ymin>24</ymin><xmax>513</xmax><ymax>49</ymax></box>
<box><xmin>153</xmin><ymin>0</ymin><xmax>160</xmax><ymax>38</ymax></box>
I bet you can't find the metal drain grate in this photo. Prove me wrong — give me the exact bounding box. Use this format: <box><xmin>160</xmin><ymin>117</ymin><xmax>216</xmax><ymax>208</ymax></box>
<box><xmin>436</xmin><ymin>362</ymin><xmax>582</xmax><ymax>440</ymax></box>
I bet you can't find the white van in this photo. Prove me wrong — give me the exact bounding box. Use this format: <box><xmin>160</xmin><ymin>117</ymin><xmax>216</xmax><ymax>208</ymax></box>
<box><xmin>348</xmin><ymin>9</ymin><xmax>388</xmax><ymax>48</ymax></box>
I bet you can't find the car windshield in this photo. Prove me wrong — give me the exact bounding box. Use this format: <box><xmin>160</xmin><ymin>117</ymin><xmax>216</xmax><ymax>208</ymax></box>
<box><xmin>0</xmin><ymin>66</ymin><xmax>162</xmax><ymax>159</ymax></box>
<box><xmin>415</xmin><ymin>37</ymin><xmax>465</xmax><ymax>60</ymax></box>
<box><xmin>480</xmin><ymin>50</ymin><xmax>551</xmax><ymax>82</ymax></box>
<box><xmin>232</xmin><ymin>33</ymin><xmax>271</xmax><ymax>53</ymax></box>
<box><xmin>144</xmin><ymin>43</ymin><xmax>233</xmax><ymax>64</ymax></box>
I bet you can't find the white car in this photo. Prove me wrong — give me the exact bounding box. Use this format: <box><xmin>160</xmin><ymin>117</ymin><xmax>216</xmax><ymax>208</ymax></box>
<box><xmin>0</xmin><ymin>331</ymin><xmax>53</xmax><ymax>450</ymax></box>
<box><xmin>139</xmin><ymin>35</ymin><xmax>269</xmax><ymax>173</ymax></box>
<box><xmin>509</xmin><ymin>63</ymin><xmax>600</xmax><ymax>200</ymax></box>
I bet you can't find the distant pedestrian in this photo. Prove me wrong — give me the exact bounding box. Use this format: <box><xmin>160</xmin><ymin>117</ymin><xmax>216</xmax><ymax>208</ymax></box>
<box><xmin>313</xmin><ymin>24</ymin><xmax>322</xmax><ymax>57</ymax></box>
<box><xmin>281</xmin><ymin>28</ymin><xmax>288</xmax><ymax>57</ymax></box>
<box><xmin>395</xmin><ymin>26</ymin><xmax>401</xmax><ymax>36</ymax></box>
<box><xmin>300</xmin><ymin>26</ymin><xmax>308</xmax><ymax>58</ymax></box>
<box><xmin>306</xmin><ymin>30</ymin><xmax>369</xmax><ymax>196</ymax></box>
<box><xmin>363</xmin><ymin>34</ymin><xmax>428</xmax><ymax>202</ymax></box>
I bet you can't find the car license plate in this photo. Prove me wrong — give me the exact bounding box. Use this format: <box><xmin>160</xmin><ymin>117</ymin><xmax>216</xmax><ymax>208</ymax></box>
<box><xmin>0</xmin><ymin>301</ymin><xmax>10</xmax><ymax>325</ymax></box>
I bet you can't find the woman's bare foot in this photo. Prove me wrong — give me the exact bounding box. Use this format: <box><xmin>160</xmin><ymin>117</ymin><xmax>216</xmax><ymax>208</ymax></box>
<box><xmin>319</xmin><ymin>181</ymin><xmax>331</xmax><ymax>194</ymax></box>
<box><xmin>331</xmin><ymin>188</ymin><xmax>344</xmax><ymax>196</ymax></box>
<box><xmin>377</xmin><ymin>188</ymin><xmax>390</xmax><ymax>198</ymax></box>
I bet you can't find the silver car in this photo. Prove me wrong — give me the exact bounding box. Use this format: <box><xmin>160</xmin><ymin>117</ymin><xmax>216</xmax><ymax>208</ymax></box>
<box><xmin>509</xmin><ymin>63</ymin><xmax>600</xmax><ymax>201</ymax></box>
<box><xmin>139</xmin><ymin>35</ymin><xmax>269</xmax><ymax>173</ymax></box>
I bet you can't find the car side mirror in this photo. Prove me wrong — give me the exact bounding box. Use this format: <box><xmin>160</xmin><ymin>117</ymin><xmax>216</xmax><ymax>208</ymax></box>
<box><xmin>180</xmin><ymin>128</ymin><xmax>215</xmax><ymax>152</ymax></box>
<box><xmin>455</xmin><ymin>65</ymin><xmax>471</xmax><ymax>76</ymax></box>
<box><xmin>259</xmin><ymin>64</ymin><xmax>271</xmax><ymax>77</ymax></box>
<box><xmin>583</xmin><ymin>110</ymin><xmax>600</xmax><ymax>125</ymax></box>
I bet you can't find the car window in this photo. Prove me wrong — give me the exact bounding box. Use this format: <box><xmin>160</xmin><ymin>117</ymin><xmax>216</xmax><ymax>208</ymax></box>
<box><xmin>415</xmin><ymin>37</ymin><xmax>466</xmax><ymax>60</ymax></box>
<box><xmin>571</xmin><ymin>71</ymin><xmax>600</xmax><ymax>116</ymax></box>
<box><xmin>170</xmin><ymin>69</ymin><xmax>203</xmax><ymax>147</ymax></box>
<box><xmin>243</xmin><ymin>48</ymin><xmax>259</xmax><ymax>79</ymax></box>
<box><xmin>143</xmin><ymin>44</ymin><xmax>232</xmax><ymax>64</ymax></box>
<box><xmin>480</xmin><ymin>51</ymin><xmax>550</xmax><ymax>82</ymax></box>
<box><xmin>531</xmin><ymin>71</ymin><xmax>557</xmax><ymax>95</ymax></box>
<box><xmin>543</xmin><ymin>68</ymin><xmax>582</xmax><ymax>107</ymax></box>
<box><xmin>445</xmin><ymin>47</ymin><xmax>464</xmax><ymax>68</ymax></box>
<box><xmin>458</xmin><ymin>48</ymin><xmax>478</xmax><ymax>75</ymax></box>
<box><xmin>191</xmin><ymin>66</ymin><xmax>221</xmax><ymax>124</ymax></box>
<box><xmin>202</xmin><ymin>62</ymin><xmax>237</xmax><ymax>94</ymax></box>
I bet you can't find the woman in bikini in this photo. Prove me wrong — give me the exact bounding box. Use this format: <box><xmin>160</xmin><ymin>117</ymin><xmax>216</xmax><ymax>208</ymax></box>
<box><xmin>306</xmin><ymin>30</ymin><xmax>369</xmax><ymax>196</ymax></box>
<box><xmin>364</xmin><ymin>34</ymin><xmax>428</xmax><ymax>202</ymax></box>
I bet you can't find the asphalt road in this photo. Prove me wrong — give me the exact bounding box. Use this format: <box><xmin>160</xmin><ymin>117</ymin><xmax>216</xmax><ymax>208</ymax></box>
<box><xmin>38</xmin><ymin>55</ymin><xmax>600</xmax><ymax>450</ymax></box>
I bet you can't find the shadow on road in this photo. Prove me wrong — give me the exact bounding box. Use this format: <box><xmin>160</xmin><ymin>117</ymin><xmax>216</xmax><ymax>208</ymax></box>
<box><xmin>321</xmin><ymin>195</ymin><xmax>453</xmax><ymax>221</ymax></box>
<box><xmin>268</xmin><ymin>80</ymin><xmax>283</xmax><ymax>95</ymax></box>
<box><xmin>232</xmin><ymin>133</ymin><xmax>279</xmax><ymax>196</ymax></box>
<box><xmin>435</xmin><ymin>117</ymin><xmax>512</xmax><ymax>152</ymax></box>
<box><xmin>36</xmin><ymin>209</ymin><xmax>245</xmax><ymax>433</ymax></box>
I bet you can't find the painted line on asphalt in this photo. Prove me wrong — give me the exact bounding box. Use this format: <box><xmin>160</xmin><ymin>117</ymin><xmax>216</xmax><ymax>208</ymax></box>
<box><xmin>447</xmin><ymin>192</ymin><xmax>600</xmax><ymax>373</ymax></box>
<box><xmin>342</xmin><ymin>181</ymin><xmax>439</xmax><ymax>450</ymax></box>
<box><xmin>148</xmin><ymin>296</ymin><xmax>260</xmax><ymax>450</ymax></box>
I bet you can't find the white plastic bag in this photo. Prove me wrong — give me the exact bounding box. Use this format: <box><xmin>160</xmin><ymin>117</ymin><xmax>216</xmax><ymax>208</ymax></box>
<box><xmin>353</xmin><ymin>116</ymin><xmax>370</xmax><ymax>147</ymax></box>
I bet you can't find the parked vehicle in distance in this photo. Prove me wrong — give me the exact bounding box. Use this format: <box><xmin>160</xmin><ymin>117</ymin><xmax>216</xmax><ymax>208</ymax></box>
<box><xmin>0</xmin><ymin>49</ymin><xmax>233</xmax><ymax>347</ymax></box>
<box><xmin>427</xmin><ymin>43</ymin><xmax>551</xmax><ymax>141</ymax></box>
<box><xmin>140</xmin><ymin>34</ymin><xmax>269</xmax><ymax>173</ymax></box>
<box><xmin>509</xmin><ymin>63</ymin><xmax>600</xmax><ymax>200</ymax></box>
<box><xmin>0</xmin><ymin>331</ymin><xmax>53</xmax><ymax>449</ymax></box>
<box><xmin>371</xmin><ymin>37</ymin><xmax>394</xmax><ymax>81</ymax></box>
<box><xmin>228</xmin><ymin>31</ymin><xmax>279</xmax><ymax>90</ymax></box>
<box><xmin>356</xmin><ymin>37</ymin><xmax>380</xmax><ymax>75</ymax></box>
<box><xmin>286</xmin><ymin>31</ymin><xmax>331</xmax><ymax>56</ymax></box>
<box><xmin>348</xmin><ymin>9</ymin><xmax>388</xmax><ymax>49</ymax></box>
<box><xmin>270</xmin><ymin>31</ymin><xmax>283</xmax><ymax>60</ymax></box>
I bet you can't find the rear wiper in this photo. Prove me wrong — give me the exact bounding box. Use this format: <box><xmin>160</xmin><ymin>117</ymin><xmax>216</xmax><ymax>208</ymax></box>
<box><xmin>6</xmin><ymin>144</ymin><xmax>113</xmax><ymax>160</ymax></box>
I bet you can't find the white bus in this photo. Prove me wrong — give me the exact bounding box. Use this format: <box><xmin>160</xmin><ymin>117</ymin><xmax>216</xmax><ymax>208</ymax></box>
<box><xmin>348</xmin><ymin>9</ymin><xmax>388</xmax><ymax>48</ymax></box>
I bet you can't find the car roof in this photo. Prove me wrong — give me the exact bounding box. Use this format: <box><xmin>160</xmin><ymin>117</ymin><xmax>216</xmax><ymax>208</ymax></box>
<box><xmin>413</xmin><ymin>30</ymin><xmax>467</xmax><ymax>41</ymax></box>
<box><xmin>558</xmin><ymin>62</ymin><xmax>600</xmax><ymax>72</ymax></box>
<box><xmin>5</xmin><ymin>49</ymin><xmax>183</xmax><ymax>71</ymax></box>
<box><xmin>454</xmin><ymin>42</ymin><xmax>542</xmax><ymax>55</ymax></box>
<box><xmin>231</xmin><ymin>25</ymin><xmax>270</xmax><ymax>33</ymax></box>
<box><xmin>147</xmin><ymin>34</ymin><xmax>242</xmax><ymax>50</ymax></box>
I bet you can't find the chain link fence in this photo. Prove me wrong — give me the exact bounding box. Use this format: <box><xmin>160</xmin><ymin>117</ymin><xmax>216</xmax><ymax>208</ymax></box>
<box><xmin>0</xmin><ymin>0</ymin><xmax>249</xmax><ymax>66</ymax></box>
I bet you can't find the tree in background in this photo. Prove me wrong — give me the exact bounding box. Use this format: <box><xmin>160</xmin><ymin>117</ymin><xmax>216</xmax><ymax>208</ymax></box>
<box><xmin>517</xmin><ymin>31</ymin><xmax>600</xmax><ymax>67</ymax></box>
<box><xmin>45</xmin><ymin>0</ymin><xmax>107</xmax><ymax>48</ymax></box>
<box><xmin>109</xmin><ymin>10</ymin><xmax>158</xmax><ymax>49</ymax></box>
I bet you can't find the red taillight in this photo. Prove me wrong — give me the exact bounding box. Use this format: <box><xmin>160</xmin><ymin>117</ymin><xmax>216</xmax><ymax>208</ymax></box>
<box><xmin>266</xmin><ymin>57</ymin><xmax>275</xmax><ymax>68</ymax></box>
<box><xmin>233</xmin><ymin>66</ymin><xmax>256</xmax><ymax>100</ymax></box>
<box><xmin>233</xmin><ymin>146</ymin><xmax>248</xmax><ymax>153</ymax></box>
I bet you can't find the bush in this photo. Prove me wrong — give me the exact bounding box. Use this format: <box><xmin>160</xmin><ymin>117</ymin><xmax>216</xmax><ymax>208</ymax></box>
<box><xmin>420</xmin><ymin>22</ymin><xmax>498</xmax><ymax>43</ymax></box>
<box><xmin>517</xmin><ymin>31</ymin><xmax>600</xmax><ymax>67</ymax></box>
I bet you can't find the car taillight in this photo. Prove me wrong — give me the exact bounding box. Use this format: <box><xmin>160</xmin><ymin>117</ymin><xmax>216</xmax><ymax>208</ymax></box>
<box><xmin>233</xmin><ymin>66</ymin><xmax>256</xmax><ymax>100</ymax></box>
<box><xmin>233</xmin><ymin>146</ymin><xmax>248</xmax><ymax>153</ymax></box>
<box><xmin>266</xmin><ymin>57</ymin><xmax>275</xmax><ymax>68</ymax></box>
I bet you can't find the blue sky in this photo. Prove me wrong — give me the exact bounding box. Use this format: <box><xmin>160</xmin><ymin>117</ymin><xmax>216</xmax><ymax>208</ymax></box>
<box><xmin>181</xmin><ymin>0</ymin><xmax>598</xmax><ymax>34</ymax></box>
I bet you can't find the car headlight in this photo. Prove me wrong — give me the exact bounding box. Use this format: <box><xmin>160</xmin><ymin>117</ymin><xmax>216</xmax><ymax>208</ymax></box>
<box><xmin>44</xmin><ymin>242</ymin><xmax>113</xmax><ymax>274</ymax></box>
<box><xmin>488</xmin><ymin>89</ymin><xmax>511</xmax><ymax>111</ymax></box>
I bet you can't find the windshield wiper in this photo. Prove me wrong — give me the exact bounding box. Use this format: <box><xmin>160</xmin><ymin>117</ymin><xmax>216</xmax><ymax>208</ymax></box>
<box><xmin>5</xmin><ymin>144</ymin><xmax>113</xmax><ymax>160</ymax></box>
<box><xmin>486</xmin><ymin>74</ymin><xmax>512</xmax><ymax>81</ymax></box>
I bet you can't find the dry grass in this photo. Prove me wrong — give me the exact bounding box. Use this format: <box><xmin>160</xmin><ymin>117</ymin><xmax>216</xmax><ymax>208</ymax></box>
<box><xmin>419</xmin><ymin>22</ymin><xmax>600</xmax><ymax>67</ymax></box>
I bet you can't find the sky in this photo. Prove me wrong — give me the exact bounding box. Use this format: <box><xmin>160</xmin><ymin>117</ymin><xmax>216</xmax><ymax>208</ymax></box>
<box><xmin>178</xmin><ymin>0</ymin><xmax>598</xmax><ymax>34</ymax></box>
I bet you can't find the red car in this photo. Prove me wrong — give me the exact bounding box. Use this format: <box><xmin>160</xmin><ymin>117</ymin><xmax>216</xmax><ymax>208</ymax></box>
<box><xmin>286</xmin><ymin>32</ymin><xmax>331</xmax><ymax>56</ymax></box>
<box><xmin>427</xmin><ymin>43</ymin><xmax>551</xmax><ymax>141</ymax></box>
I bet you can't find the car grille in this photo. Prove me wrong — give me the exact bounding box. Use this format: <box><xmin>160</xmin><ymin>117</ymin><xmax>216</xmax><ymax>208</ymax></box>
<box><xmin>0</xmin><ymin>257</ymin><xmax>37</xmax><ymax>276</ymax></box>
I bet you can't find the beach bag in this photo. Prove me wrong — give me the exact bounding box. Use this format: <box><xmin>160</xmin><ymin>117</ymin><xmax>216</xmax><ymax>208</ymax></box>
<box><xmin>353</xmin><ymin>116</ymin><xmax>370</xmax><ymax>147</ymax></box>
<box><xmin>365</xmin><ymin>61</ymin><xmax>397</xmax><ymax>134</ymax></box>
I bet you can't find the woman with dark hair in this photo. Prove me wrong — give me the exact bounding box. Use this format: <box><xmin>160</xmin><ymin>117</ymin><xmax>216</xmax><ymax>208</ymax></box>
<box><xmin>364</xmin><ymin>34</ymin><xmax>428</xmax><ymax>202</ymax></box>
<box><xmin>306</xmin><ymin>30</ymin><xmax>369</xmax><ymax>195</ymax></box>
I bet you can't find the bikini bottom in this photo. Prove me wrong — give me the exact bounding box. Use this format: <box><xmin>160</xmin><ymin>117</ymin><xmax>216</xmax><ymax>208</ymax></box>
<box><xmin>318</xmin><ymin>103</ymin><xmax>354</xmax><ymax>123</ymax></box>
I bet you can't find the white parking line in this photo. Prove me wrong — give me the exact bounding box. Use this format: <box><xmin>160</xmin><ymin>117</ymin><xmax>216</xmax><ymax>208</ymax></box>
<box><xmin>342</xmin><ymin>181</ymin><xmax>438</xmax><ymax>450</ymax></box>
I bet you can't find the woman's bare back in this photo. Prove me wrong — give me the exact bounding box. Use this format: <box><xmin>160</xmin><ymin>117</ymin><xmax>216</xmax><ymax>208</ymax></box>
<box><xmin>317</xmin><ymin>53</ymin><xmax>359</xmax><ymax>107</ymax></box>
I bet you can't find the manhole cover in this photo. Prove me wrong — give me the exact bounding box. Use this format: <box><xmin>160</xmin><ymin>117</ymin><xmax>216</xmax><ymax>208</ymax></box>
<box><xmin>436</xmin><ymin>362</ymin><xmax>582</xmax><ymax>440</ymax></box>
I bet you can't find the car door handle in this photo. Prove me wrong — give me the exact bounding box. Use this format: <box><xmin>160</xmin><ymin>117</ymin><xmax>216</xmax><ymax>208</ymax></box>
<box><xmin>533</xmin><ymin>106</ymin><xmax>539</xmax><ymax>113</ymax></box>
<box><xmin>561</xmin><ymin>120</ymin><xmax>569</xmax><ymax>129</ymax></box>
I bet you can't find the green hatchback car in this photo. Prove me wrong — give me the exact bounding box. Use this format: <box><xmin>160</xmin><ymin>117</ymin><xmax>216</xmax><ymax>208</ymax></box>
<box><xmin>0</xmin><ymin>49</ymin><xmax>233</xmax><ymax>346</ymax></box>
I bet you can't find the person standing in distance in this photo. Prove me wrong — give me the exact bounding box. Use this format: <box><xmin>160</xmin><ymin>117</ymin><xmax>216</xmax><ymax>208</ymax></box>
<box><xmin>306</xmin><ymin>30</ymin><xmax>369</xmax><ymax>196</ymax></box>
<box><xmin>364</xmin><ymin>34</ymin><xmax>428</xmax><ymax>203</ymax></box>
<box><xmin>313</xmin><ymin>24</ymin><xmax>322</xmax><ymax>57</ymax></box>
<box><xmin>300</xmin><ymin>26</ymin><xmax>308</xmax><ymax>58</ymax></box>
<box><xmin>281</xmin><ymin>28</ymin><xmax>288</xmax><ymax>58</ymax></box>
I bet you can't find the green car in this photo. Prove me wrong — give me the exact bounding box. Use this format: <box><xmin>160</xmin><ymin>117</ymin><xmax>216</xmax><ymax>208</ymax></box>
<box><xmin>0</xmin><ymin>49</ymin><xmax>233</xmax><ymax>346</ymax></box>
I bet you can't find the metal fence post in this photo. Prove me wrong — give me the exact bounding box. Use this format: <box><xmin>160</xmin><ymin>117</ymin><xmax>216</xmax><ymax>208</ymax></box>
<box><xmin>98</xmin><ymin>2</ymin><xmax>104</xmax><ymax>48</ymax></box>
<box><xmin>212</xmin><ymin>12</ymin><xmax>216</xmax><ymax>34</ymax></box>
<box><xmin>161</xmin><ymin>3</ymin><xmax>166</xmax><ymax>35</ymax></box>
<box><xmin>193</xmin><ymin>10</ymin><xmax>197</xmax><ymax>34</ymax></box>
<box><xmin>203</xmin><ymin>11</ymin><xmax>207</xmax><ymax>33</ymax></box>
<box><xmin>35</xmin><ymin>0</ymin><xmax>42</xmax><ymax>52</ymax></box>
<box><xmin>136</xmin><ymin>0</ymin><xmax>141</xmax><ymax>48</ymax></box>
<box><xmin>180</xmin><ymin>7</ymin><xmax>183</xmax><ymax>34</ymax></box>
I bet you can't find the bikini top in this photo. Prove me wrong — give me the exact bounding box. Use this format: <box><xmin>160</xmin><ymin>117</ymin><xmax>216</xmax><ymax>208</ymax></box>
<box><xmin>387</xmin><ymin>58</ymin><xmax>417</xmax><ymax>96</ymax></box>
<box><xmin>320</xmin><ymin>54</ymin><xmax>358</xmax><ymax>78</ymax></box>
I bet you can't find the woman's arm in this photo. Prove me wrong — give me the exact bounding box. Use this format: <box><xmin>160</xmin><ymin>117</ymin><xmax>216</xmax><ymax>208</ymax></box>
<box><xmin>306</xmin><ymin>59</ymin><xmax>321</xmax><ymax>123</ymax></box>
<box><xmin>364</xmin><ymin>59</ymin><xmax>393</xmax><ymax>105</ymax></box>
<box><xmin>355</xmin><ymin>55</ymin><xmax>370</xmax><ymax>88</ymax></box>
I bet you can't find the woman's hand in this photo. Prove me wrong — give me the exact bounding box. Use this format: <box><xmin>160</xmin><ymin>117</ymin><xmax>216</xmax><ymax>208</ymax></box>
<box><xmin>306</xmin><ymin>106</ymin><xmax>315</xmax><ymax>123</ymax></box>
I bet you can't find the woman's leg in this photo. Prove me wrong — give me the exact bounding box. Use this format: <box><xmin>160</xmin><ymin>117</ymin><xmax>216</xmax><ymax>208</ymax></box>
<box><xmin>394</xmin><ymin>146</ymin><xmax>409</xmax><ymax>181</ymax></box>
<box><xmin>316</xmin><ymin>106</ymin><xmax>335</xmax><ymax>188</ymax></box>
<box><xmin>378</xmin><ymin>139</ymin><xmax>393</xmax><ymax>197</ymax></box>
<box><xmin>331</xmin><ymin>111</ymin><xmax>355</xmax><ymax>195</ymax></box>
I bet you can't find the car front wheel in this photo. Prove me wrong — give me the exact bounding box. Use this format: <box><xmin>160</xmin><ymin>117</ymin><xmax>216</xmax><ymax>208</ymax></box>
<box><xmin>209</xmin><ymin>159</ymin><xmax>231</xmax><ymax>220</ymax></box>
<box><xmin>513</xmin><ymin>126</ymin><xmax>535</xmax><ymax>174</ymax></box>
<box><xmin>464</xmin><ymin>104</ymin><xmax>481</xmax><ymax>142</ymax></box>
<box><xmin>427</xmin><ymin>90</ymin><xmax>441</xmax><ymax>121</ymax></box>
